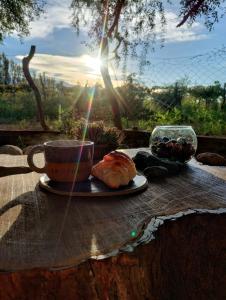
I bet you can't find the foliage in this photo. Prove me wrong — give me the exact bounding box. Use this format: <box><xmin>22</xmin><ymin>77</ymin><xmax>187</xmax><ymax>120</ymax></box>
<box><xmin>0</xmin><ymin>53</ymin><xmax>25</xmax><ymax>85</ymax></box>
<box><xmin>0</xmin><ymin>54</ymin><xmax>225</xmax><ymax>136</ymax></box>
<box><xmin>69</xmin><ymin>0</ymin><xmax>226</xmax><ymax>129</ymax></box>
<box><xmin>70</xmin><ymin>0</ymin><xmax>226</xmax><ymax>129</ymax></box>
<box><xmin>72</xmin><ymin>83</ymin><xmax>112</xmax><ymax>122</ymax></box>
<box><xmin>188</xmin><ymin>81</ymin><xmax>224</xmax><ymax>107</ymax></box>
<box><xmin>128</xmin><ymin>99</ymin><xmax>226</xmax><ymax>136</ymax></box>
<box><xmin>1</xmin><ymin>76</ymin><xmax>226</xmax><ymax>136</ymax></box>
<box><xmin>57</xmin><ymin>111</ymin><xmax>77</xmax><ymax>136</ymax></box>
<box><xmin>1</xmin><ymin>0</ymin><xmax>224</xmax><ymax>46</ymax></box>
<box><xmin>71</xmin><ymin>0</ymin><xmax>226</xmax><ymax>69</ymax></box>
<box><xmin>150</xmin><ymin>79</ymin><xmax>188</xmax><ymax>110</ymax></box>
<box><xmin>116</xmin><ymin>74</ymin><xmax>151</xmax><ymax>122</ymax></box>
<box><xmin>0</xmin><ymin>90</ymin><xmax>36</xmax><ymax>122</ymax></box>
<box><xmin>71</xmin><ymin>0</ymin><xmax>166</xmax><ymax>68</ymax></box>
<box><xmin>177</xmin><ymin>0</ymin><xmax>226</xmax><ymax>29</ymax></box>
<box><xmin>0</xmin><ymin>0</ymin><xmax>45</xmax><ymax>41</ymax></box>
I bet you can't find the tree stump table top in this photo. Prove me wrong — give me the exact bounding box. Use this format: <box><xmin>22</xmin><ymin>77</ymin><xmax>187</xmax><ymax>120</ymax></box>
<box><xmin>0</xmin><ymin>149</ymin><xmax>226</xmax><ymax>272</ymax></box>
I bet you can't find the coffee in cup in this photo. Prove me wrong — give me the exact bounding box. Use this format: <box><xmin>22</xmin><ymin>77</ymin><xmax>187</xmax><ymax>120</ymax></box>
<box><xmin>27</xmin><ymin>140</ymin><xmax>94</xmax><ymax>182</ymax></box>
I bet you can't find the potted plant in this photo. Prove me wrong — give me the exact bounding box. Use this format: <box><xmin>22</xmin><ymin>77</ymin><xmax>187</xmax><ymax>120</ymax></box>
<box><xmin>74</xmin><ymin>119</ymin><xmax>121</xmax><ymax>161</ymax></box>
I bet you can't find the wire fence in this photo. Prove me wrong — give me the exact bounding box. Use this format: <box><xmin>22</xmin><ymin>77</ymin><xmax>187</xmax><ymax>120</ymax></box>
<box><xmin>1</xmin><ymin>47</ymin><xmax>226</xmax><ymax>134</ymax></box>
<box><xmin>136</xmin><ymin>47</ymin><xmax>226</xmax><ymax>87</ymax></box>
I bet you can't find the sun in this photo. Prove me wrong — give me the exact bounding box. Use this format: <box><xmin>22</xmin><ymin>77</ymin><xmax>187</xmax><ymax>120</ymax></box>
<box><xmin>85</xmin><ymin>56</ymin><xmax>102</xmax><ymax>74</ymax></box>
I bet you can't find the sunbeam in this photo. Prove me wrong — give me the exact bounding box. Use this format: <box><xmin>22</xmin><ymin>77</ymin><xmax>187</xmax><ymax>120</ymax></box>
<box><xmin>52</xmin><ymin>84</ymin><xmax>96</xmax><ymax>266</ymax></box>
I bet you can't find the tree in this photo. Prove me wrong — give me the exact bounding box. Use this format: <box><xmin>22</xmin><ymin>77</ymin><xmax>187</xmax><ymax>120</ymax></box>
<box><xmin>150</xmin><ymin>80</ymin><xmax>188</xmax><ymax>110</ymax></box>
<box><xmin>176</xmin><ymin>0</ymin><xmax>225</xmax><ymax>29</ymax></box>
<box><xmin>73</xmin><ymin>83</ymin><xmax>90</xmax><ymax>118</ymax></box>
<box><xmin>0</xmin><ymin>53</ymin><xmax>25</xmax><ymax>87</ymax></box>
<box><xmin>117</xmin><ymin>74</ymin><xmax>151</xmax><ymax>123</ymax></box>
<box><xmin>22</xmin><ymin>46</ymin><xmax>49</xmax><ymax>130</ymax></box>
<box><xmin>0</xmin><ymin>0</ymin><xmax>45</xmax><ymax>42</ymax></box>
<box><xmin>70</xmin><ymin>0</ymin><xmax>226</xmax><ymax>129</ymax></box>
<box><xmin>1</xmin><ymin>0</ymin><xmax>225</xmax><ymax>128</ymax></box>
<box><xmin>189</xmin><ymin>81</ymin><xmax>223</xmax><ymax>108</ymax></box>
<box><xmin>10</xmin><ymin>60</ymin><xmax>24</xmax><ymax>86</ymax></box>
<box><xmin>70</xmin><ymin>0</ymin><xmax>167</xmax><ymax>129</ymax></box>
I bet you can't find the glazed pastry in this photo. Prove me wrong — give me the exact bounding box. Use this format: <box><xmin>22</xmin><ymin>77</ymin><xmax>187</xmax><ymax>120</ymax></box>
<box><xmin>91</xmin><ymin>151</ymin><xmax>137</xmax><ymax>189</ymax></box>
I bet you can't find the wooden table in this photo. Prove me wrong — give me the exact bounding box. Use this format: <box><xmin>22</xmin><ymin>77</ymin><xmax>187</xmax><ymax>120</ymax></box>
<box><xmin>0</xmin><ymin>149</ymin><xmax>226</xmax><ymax>300</ymax></box>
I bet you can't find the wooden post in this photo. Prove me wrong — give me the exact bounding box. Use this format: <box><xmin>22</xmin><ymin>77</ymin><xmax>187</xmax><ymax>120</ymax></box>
<box><xmin>22</xmin><ymin>46</ymin><xmax>49</xmax><ymax>130</ymax></box>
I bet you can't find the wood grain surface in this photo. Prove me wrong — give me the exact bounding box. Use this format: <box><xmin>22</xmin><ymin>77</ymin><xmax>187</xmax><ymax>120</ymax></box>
<box><xmin>0</xmin><ymin>150</ymin><xmax>225</xmax><ymax>271</ymax></box>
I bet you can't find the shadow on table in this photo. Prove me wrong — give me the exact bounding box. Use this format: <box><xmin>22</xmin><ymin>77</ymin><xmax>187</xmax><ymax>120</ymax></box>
<box><xmin>0</xmin><ymin>184</ymin><xmax>143</xmax><ymax>271</ymax></box>
<box><xmin>0</xmin><ymin>166</ymin><xmax>31</xmax><ymax>177</ymax></box>
<box><xmin>1</xmin><ymin>164</ymin><xmax>225</xmax><ymax>271</ymax></box>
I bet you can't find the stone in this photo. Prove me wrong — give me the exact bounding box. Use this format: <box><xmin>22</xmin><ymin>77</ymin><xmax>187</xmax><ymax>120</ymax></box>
<box><xmin>162</xmin><ymin>136</ymin><xmax>169</xmax><ymax>143</ymax></box>
<box><xmin>143</xmin><ymin>166</ymin><xmax>168</xmax><ymax>181</ymax></box>
<box><xmin>133</xmin><ymin>151</ymin><xmax>152</xmax><ymax>171</ymax></box>
<box><xmin>177</xmin><ymin>137</ymin><xmax>187</xmax><ymax>145</ymax></box>
<box><xmin>196</xmin><ymin>152</ymin><xmax>226</xmax><ymax>166</ymax></box>
<box><xmin>133</xmin><ymin>151</ymin><xmax>182</xmax><ymax>175</ymax></box>
<box><xmin>0</xmin><ymin>145</ymin><xmax>23</xmax><ymax>155</ymax></box>
<box><xmin>23</xmin><ymin>145</ymin><xmax>35</xmax><ymax>155</ymax></box>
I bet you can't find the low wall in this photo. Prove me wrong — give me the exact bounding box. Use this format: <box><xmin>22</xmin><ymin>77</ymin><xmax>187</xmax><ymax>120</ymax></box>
<box><xmin>0</xmin><ymin>130</ymin><xmax>62</xmax><ymax>147</ymax></box>
<box><xmin>1</xmin><ymin>130</ymin><xmax>226</xmax><ymax>156</ymax></box>
<box><xmin>196</xmin><ymin>135</ymin><xmax>226</xmax><ymax>156</ymax></box>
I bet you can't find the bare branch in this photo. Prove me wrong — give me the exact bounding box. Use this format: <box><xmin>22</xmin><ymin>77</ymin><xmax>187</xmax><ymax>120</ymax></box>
<box><xmin>108</xmin><ymin>0</ymin><xmax>125</xmax><ymax>38</ymax></box>
<box><xmin>177</xmin><ymin>0</ymin><xmax>205</xmax><ymax>27</ymax></box>
<box><xmin>113</xmin><ymin>34</ymin><xmax>123</xmax><ymax>57</ymax></box>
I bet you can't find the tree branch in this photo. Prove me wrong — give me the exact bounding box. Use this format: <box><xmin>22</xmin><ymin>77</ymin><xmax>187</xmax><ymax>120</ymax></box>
<box><xmin>177</xmin><ymin>0</ymin><xmax>205</xmax><ymax>27</ymax></box>
<box><xmin>107</xmin><ymin>0</ymin><xmax>125</xmax><ymax>38</ymax></box>
<box><xmin>113</xmin><ymin>34</ymin><xmax>123</xmax><ymax>58</ymax></box>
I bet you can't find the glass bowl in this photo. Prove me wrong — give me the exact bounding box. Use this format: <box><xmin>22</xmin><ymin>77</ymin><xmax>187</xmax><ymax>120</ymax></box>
<box><xmin>150</xmin><ymin>125</ymin><xmax>197</xmax><ymax>163</ymax></box>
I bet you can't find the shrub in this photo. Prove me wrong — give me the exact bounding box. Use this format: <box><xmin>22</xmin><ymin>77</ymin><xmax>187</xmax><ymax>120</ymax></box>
<box><xmin>73</xmin><ymin>119</ymin><xmax>121</xmax><ymax>147</ymax></box>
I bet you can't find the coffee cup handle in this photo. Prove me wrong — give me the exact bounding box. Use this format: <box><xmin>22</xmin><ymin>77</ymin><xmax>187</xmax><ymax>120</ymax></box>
<box><xmin>27</xmin><ymin>145</ymin><xmax>46</xmax><ymax>173</ymax></box>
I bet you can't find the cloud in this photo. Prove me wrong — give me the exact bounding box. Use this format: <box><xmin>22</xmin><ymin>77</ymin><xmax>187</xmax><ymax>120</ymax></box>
<box><xmin>16</xmin><ymin>53</ymin><xmax>122</xmax><ymax>86</ymax></box>
<box><xmin>28</xmin><ymin>0</ymin><xmax>72</xmax><ymax>39</ymax></box>
<box><xmin>28</xmin><ymin>2</ymin><xmax>207</xmax><ymax>43</ymax></box>
<box><xmin>157</xmin><ymin>12</ymin><xmax>208</xmax><ymax>43</ymax></box>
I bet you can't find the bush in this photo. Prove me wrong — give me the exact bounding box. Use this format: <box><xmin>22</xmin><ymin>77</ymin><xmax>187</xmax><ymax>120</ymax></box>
<box><xmin>131</xmin><ymin>100</ymin><xmax>226</xmax><ymax>136</ymax></box>
<box><xmin>73</xmin><ymin>119</ymin><xmax>121</xmax><ymax>146</ymax></box>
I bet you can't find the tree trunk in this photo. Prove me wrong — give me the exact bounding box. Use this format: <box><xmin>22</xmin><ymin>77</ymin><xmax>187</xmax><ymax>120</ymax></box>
<box><xmin>39</xmin><ymin>73</ymin><xmax>47</xmax><ymax>102</ymax></box>
<box><xmin>22</xmin><ymin>46</ymin><xmax>49</xmax><ymax>130</ymax></box>
<box><xmin>222</xmin><ymin>83</ymin><xmax>226</xmax><ymax>110</ymax></box>
<box><xmin>174</xmin><ymin>82</ymin><xmax>181</xmax><ymax>108</ymax></box>
<box><xmin>100</xmin><ymin>37</ymin><xmax>122</xmax><ymax>130</ymax></box>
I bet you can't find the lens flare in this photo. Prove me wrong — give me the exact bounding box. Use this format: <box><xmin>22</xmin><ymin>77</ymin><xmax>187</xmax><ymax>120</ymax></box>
<box><xmin>52</xmin><ymin>85</ymin><xmax>96</xmax><ymax>265</ymax></box>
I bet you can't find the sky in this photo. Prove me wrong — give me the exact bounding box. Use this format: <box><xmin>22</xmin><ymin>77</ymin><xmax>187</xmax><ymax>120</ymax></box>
<box><xmin>1</xmin><ymin>0</ymin><xmax>226</xmax><ymax>87</ymax></box>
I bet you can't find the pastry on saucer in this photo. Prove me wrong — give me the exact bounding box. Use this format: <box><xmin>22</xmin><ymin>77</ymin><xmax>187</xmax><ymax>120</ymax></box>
<box><xmin>91</xmin><ymin>151</ymin><xmax>137</xmax><ymax>189</ymax></box>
